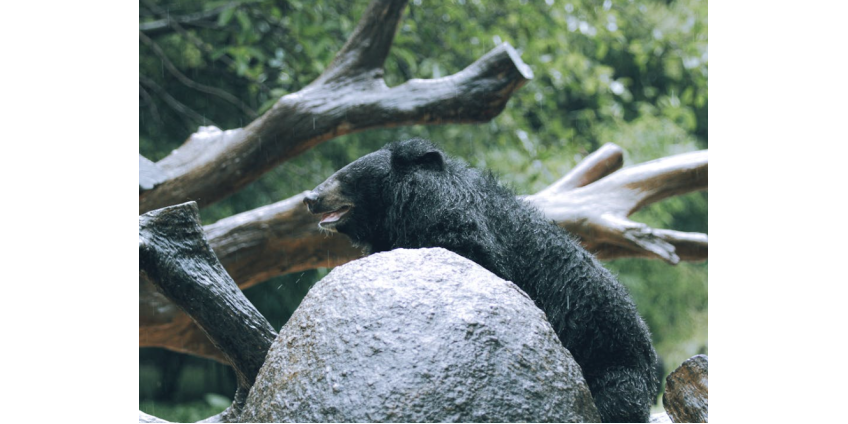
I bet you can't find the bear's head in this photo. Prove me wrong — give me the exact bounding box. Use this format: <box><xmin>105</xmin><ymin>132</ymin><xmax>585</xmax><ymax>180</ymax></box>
<box><xmin>303</xmin><ymin>138</ymin><xmax>446</xmax><ymax>249</ymax></box>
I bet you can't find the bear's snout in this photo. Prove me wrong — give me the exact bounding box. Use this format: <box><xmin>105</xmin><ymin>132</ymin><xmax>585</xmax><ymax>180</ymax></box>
<box><xmin>303</xmin><ymin>191</ymin><xmax>319</xmax><ymax>211</ymax></box>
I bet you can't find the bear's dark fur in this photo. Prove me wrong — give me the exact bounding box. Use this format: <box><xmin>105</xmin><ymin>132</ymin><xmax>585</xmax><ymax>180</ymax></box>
<box><xmin>304</xmin><ymin>138</ymin><xmax>659</xmax><ymax>422</ymax></box>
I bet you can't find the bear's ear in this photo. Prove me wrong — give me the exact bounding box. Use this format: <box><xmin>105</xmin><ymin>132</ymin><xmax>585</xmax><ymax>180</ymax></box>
<box><xmin>391</xmin><ymin>148</ymin><xmax>445</xmax><ymax>172</ymax></box>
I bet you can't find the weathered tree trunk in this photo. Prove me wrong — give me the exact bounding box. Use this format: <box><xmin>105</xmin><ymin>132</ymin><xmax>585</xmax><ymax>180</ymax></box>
<box><xmin>140</xmin><ymin>144</ymin><xmax>708</xmax><ymax>362</ymax></box>
<box><xmin>663</xmin><ymin>355</ymin><xmax>709</xmax><ymax>423</ymax></box>
<box><xmin>139</xmin><ymin>202</ymin><xmax>276</xmax><ymax>415</ymax></box>
<box><xmin>138</xmin><ymin>0</ymin><xmax>532</xmax><ymax>214</ymax></box>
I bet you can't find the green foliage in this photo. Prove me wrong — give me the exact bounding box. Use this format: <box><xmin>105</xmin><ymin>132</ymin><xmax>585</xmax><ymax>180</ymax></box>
<box><xmin>609</xmin><ymin>258</ymin><xmax>708</xmax><ymax>370</ymax></box>
<box><xmin>140</xmin><ymin>0</ymin><xmax>707</xmax><ymax>407</ymax></box>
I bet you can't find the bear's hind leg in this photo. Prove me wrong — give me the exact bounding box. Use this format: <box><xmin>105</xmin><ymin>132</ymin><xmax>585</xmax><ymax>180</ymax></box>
<box><xmin>587</xmin><ymin>365</ymin><xmax>656</xmax><ymax>423</ymax></box>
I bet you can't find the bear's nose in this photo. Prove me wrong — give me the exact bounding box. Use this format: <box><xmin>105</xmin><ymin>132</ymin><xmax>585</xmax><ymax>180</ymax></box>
<box><xmin>303</xmin><ymin>191</ymin><xmax>318</xmax><ymax>209</ymax></box>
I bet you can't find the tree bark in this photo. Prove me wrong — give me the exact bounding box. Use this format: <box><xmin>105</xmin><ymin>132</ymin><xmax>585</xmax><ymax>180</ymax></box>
<box><xmin>139</xmin><ymin>202</ymin><xmax>276</xmax><ymax>410</ymax></box>
<box><xmin>139</xmin><ymin>144</ymin><xmax>708</xmax><ymax>361</ymax></box>
<box><xmin>138</xmin><ymin>0</ymin><xmax>532</xmax><ymax>214</ymax></box>
<box><xmin>663</xmin><ymin>354</ymin><xmax>708</xmax><ymax>423</ymax></box>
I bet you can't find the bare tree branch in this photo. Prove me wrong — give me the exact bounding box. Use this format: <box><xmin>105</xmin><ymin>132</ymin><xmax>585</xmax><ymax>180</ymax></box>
<box><xmin>139</xmin><ymin>2</ymin><xmax>237</xmax><ymax>37</ymax></box>
<box><xmin>139</xmin><ymin>31</ymin><xmax>258</xmax><ymax>118</ymax></box>
<box><xmin>138</xmin><ymin>0</ymin><xmax>532</xmax><ymax>214</ymax></box>
<box><xmin>140</xmin><ymin>0</ymin><xmax>271</xmax><ymax>94</ymax></box>
<box><xmin>139</xmin><ymin>74</ymin><xmax>216</xmax><ymax>129</ymax></box>
<box><xmin>139</xmin><ymin>84</ymin><xmax>161</xmax><ymax>125</ymax></box>
<box><xmin>536</xmin><ymin>143</ymin><xmax>624</xmax><ymax>192</ymax></box>
<box><xmin>204</xmin><ymin>193</ymin><xmax>362</xmax><ymax>288</ymax></box>
<box><xmin>592</xmin><ymin>229</ymin><xmax>707</xmax><ymax>262</ymax></box>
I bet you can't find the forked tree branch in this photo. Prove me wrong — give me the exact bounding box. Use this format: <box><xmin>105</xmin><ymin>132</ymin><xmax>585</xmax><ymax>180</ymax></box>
<box><xmin>139</xmin><ymin>0</ymin><xmax>532</xmax><ymax>214</ymax></box>
<box><xmin>524</xmin><ymin>145</ymin><xmax>708</xmax><ymax>264</ymax></box>
<box><xmin>140</xmin><ymin>145</ymin><xmax>708</xmax><ymax>361</ymax></box>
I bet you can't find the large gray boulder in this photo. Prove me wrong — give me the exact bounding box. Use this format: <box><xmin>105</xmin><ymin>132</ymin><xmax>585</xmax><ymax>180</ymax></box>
<box><xmin>240</xmin><ymin>248</ymin><xmax>600</xmax><ymax>422</ymax></box>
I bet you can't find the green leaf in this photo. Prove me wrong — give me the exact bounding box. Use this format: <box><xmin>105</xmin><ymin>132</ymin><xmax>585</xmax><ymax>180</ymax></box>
<box><xmin>236</xmin><ymin>9</ymin><xmax>252</xmax><ymax>31</ymax></box>
<box><xmin>217</xmin><ymin>6</ymin><xmax>235</xmax><ymax>26</ymax></box>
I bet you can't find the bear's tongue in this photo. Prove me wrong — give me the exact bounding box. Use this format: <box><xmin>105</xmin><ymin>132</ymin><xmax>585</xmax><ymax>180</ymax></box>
<box><xmin>320</xmin><ymin>206</ymin><xmax>350</xmax><ymax>224</ymax></box>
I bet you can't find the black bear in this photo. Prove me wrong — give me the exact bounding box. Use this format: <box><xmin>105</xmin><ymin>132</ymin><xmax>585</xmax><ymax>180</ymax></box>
<box><xmin>304</xmin><ymin>138</ymin><xmax>659</xmax><ymax>422</ymax></box>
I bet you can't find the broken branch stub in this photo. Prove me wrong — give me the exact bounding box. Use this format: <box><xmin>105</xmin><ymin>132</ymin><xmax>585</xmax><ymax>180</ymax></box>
<box><xmin>139</xmin><ymin>201</ymin><xmax>276</xmax><ymax>406</ymax></box>
<box><xmin>138</xmin><ymin>0</ymin><xmax>532</xmax><ymax>214</ymax></box>
<box><xmin>139</xmin><ymin>193</ymin><xmax>363</xmax><ymax>363</ymax></box>
<box><xmin>663</xmin><ymin>354</ymin><xmax>708</xmax><ymax>423</ymax></box>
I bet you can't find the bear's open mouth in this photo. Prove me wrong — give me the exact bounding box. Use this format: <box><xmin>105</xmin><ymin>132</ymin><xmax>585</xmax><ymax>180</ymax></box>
<box><xmin>319</xmin><ymin>205</ymin><xmax>351</xmax><ymax>227</ymax></box>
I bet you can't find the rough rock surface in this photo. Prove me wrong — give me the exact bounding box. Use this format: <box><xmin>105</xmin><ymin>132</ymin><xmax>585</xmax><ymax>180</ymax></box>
<box><xmin>664</xmin><ymin>354</ymin><xmax>708</xmax><ymax>423</ymax></box>
<box><xmin>240</xmin><ymin>248</ymin><xmax>600</xmax><ymax>422</ymax></box>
